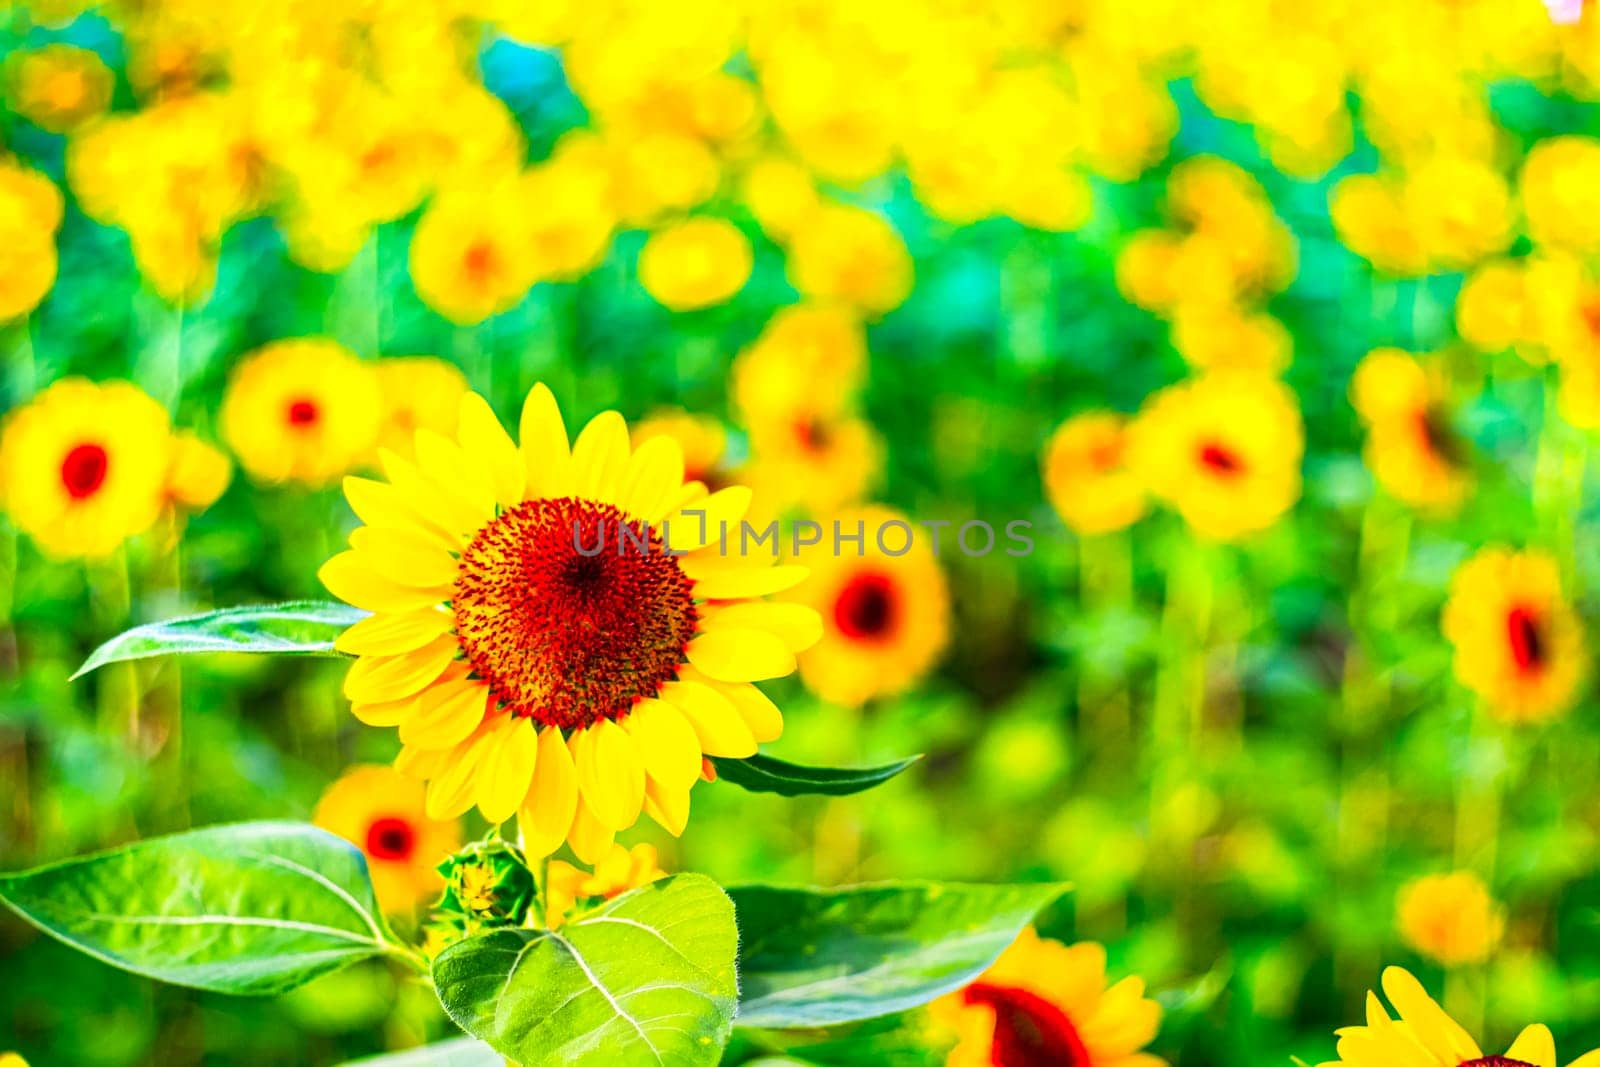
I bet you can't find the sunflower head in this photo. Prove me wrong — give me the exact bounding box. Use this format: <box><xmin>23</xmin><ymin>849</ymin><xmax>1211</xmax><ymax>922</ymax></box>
<box><xmin>312</xmin><ymin>764</ymin><xmax>461</xmax><ymax>915</ymax></box>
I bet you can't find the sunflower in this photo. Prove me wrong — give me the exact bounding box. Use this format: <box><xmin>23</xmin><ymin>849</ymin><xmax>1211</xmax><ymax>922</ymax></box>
<box><xmin>787</xmin><ymin>505</ymin><xmax>949</xmax><ymax>707</ymax></box>
<box><xmin>373</xmin><ymin>357</ymin><xmax>470</xmax><ymax>461</ymax></box>
<box><xmin>0</xmin><ymin>378</ymin><xmax>171</xmax><ymax>559</ymax></box>
<box><xmin>220</xmin><ymin>338</ymin><xmax>382</xmax><ymax>486</ymax></box>
<box><xmin>1128</xmin><ymin>373</ymin><xmax>1303</xmax><ymax>542</ymax></box>
<box><xmin>1041</xmin><ymin>411</ymin><xmax>1147</xmax><ymax>536</ymax></box>
<box><xmin>929</xmin><ymin>928</ymin><xmax>1166</xmax><ymax>1067</ymax></box>
<box><xmin>0</xmin><ymin>160</ymin><xmax>63</xmax><ymax>322</ymax></box>
<box><xmin>631</xmin><ymin>408</ymin><xmax>729</xmax><ymax>488</ymax></box>
<box><xmin>545</xmin><ymin>842</ymin><xmax>668</xmax><ymax>927</ymax></box>
<box><xmin>1351</xmin><ymin>348</ymin><xmax>1473</xmax><ymax>513</ymax></box>
<box><xmin>1441</xmin><ymin>548</ymin><xmax>1586</xmax><ymax>724</ymax></box>
<box><xmin>1396</xmin><ymin>872</ymin><xmax>1505</xmax><ymax>968</ymax></box>
<box><xmin>1320</xmin><ymin>966</ymin><xmax>1600</xmax><ymax>1067</ymax></box>
<box><xmin>319</xmin><ymin>383</ymin><xmax>820</xmax><ymax>862</ymax></box>
<box><xmin>162</xmin><ymin>431</ymin><xmax>231</xmax><ymax>514</ymax></box>
<box><xmin>638</xmin><ymin>216</ymin><xmax>753</xmax><ymax>311</ymax></box>
<box><xmin>732</xmin><ymin>303</ymin><xmax>867</xmax><ymax>426</ymax></box>
<box><xmin>7</xmin><ymin>44</ymin><xmax>113</xmax><ymax>133</ymax></box>
<box><xmin>312</xmin><ymin>764</ymin><xmax>460</xmax><ymax>915</ymax></box>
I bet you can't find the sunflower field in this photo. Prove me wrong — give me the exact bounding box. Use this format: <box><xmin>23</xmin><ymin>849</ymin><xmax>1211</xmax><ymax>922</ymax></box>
<box><xmin>12</xmin><ymin>0</ymin><xmax>1600</xmax><ymax>1065</ymax></box>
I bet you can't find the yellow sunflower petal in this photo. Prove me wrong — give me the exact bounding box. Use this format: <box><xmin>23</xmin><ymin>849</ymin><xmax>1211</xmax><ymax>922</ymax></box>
<box><xmin>414</xmin><ymin>429</ymin><xmax>497</xmax><ymax>523</ymax></box>
<box><xmin>699</xmin><ymin>602</ymin><xmax>822</xmax><ymax>652</ymax></box>
<box><xmin>1505</xmin><ymin>1025</ymin><xmax>1556</xmax><ymax>1067</ymax></box>
<box><xmin>571</xmin><ymin>719</ymin><xmax>646</xmax><ymax>832</ymax></box>
<box><xmin>334</xmin><ymin>607</ymin><xmax>452</xmax><ymax>656</ymax></box>
<box><xmin>458</xmin><ymin>392</ymin><xmax>526</xmax><ymax>508</ymax></box>
<box><xmin>662</xmin><ymin>486</ymin><xmax>752</xmax><ymax>554</ymax></box>
<box><xmin>341</xmin><ymin>476</ymin><xmax>462</xmax><ymax>550</ymax></box>
<box><xmin>659</xmin><ymin>679</ymin><xmax>757</xmax><ymax>758</ymax></box>
<box><xmin>520</xmin><ymin>382</ymin><xmax>573</xmax><ymax>499</ymax></box>
<box><xmin>350</xmin><ymin>693</ymin><xmax>418</xmax><ymax>727</ymax></box>
<box><xmin>643</xmin><ymin>776</ymin><xmax>691</xmax><ymax>837</ymax></box>
<box><xmin>342</xmin><ymin>636</ymin><xmax>458</xmax><ymax>704</ymax></box>
<box><xmin>685</xmin><ymin>671</ymin><xmax>784</xmax><ymax>743</ymax></box>
<box><xmin>320</xmin><ymin>551</ymin><xmax>451</xmax><ymax>612</ymax></box>
<box><xmin>519</xmin><ymin>726</ymin><xmax>580</xmax><ymax>859</ymax></box>
<box><xmin>571</xmin><ymin>410</ymin><xmax>630</xmax><ymax>505</ymax></box>
<box><xmin>686</xmin><ymin>628</ymin><xmax>796</xmax><ymax>682</ymax></box>
<box><xmin>348</xmin><ymin>526</ymin><xmax>460</xmax><ymax>588</ymax></box>
<box><xmin>567</xmin><ymin>795</ymin><xmax>616</xmax><ymax>865</ymax></box>
<box><xmin>380</xmin><ymin>448</ymin><xmax>488</xmax><ymax>538</ymax></box>
<box><xmin>476</xmin><ymin>715</ymin><xmax>540</xmax><ymax>824</ymax></box>
<box><xmin>425</xmin><ymin>729</ymin><xmax>493</xmax><ymax>820</ymax></box>
<box><xmin>682</xmin><ymin>559</ymin><xmax>810</xmax><ymax>599</ymax></box>
<box><xmin>621</xmin><ymin>698</ymin><xmax>703</xmax><ymax>790</ymax></box>
<box><xmin>617</xmin><ymin>435</ymin><xmax>686</xmax><ymax>523</ymax></box>
<box><xmin>398</xmin><ymin>675</ymin><xmax>489</xmax><ymax>749</ymax></box>
<box><xmin>1379</xmin><ymin>967</ymin><xmax>1481</xmax><ymax>1063</ymax></box>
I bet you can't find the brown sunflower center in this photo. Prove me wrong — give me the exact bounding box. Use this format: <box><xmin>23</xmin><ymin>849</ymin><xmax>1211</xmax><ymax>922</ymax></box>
<box><xmin>1198</xmin><ymin>440</ymin><xmax>1244</xmax><ymax>476</ymax></box>
<box><xmin>965</xmin><ymin>982</ymin><xmax>1091</xmax><ymax>1067</ymax></box>
<box><xmin>365</xmin><ymin>816</ymin><xmax>416</xmax><ymax>862</ymax></box>
<box><xmin>453</xmin><ymin>497</ymin><xmax>698</xmax><ymax>730</ymax></box>
<box><xmin>287</xmin><ymin>398</ymin><xmax>320</xmax><ymax>426</ymax></box>
<box><xmin>1506</xmin><ymin>605</ymin><xmax>1545</xmax><ymax>674</ymax></box>
<box><xmin>60</xmin><ymin>442</ymin><xmax>109</xmax><ymax>499</ymax></box>
<box><xmin>1461</xmin><ymin>1059</ymin><xmax>1536</xmax><ymax>1067</ymax></box>
<box><xmin>1416</xmin><ymin>406</ymin><xmax>1468</xmax><ymax>467</ymax></box>
<box><xmin>834</xmin><ymin>572</ymin><xmax>898</xmax><ymax>642</ymax></box>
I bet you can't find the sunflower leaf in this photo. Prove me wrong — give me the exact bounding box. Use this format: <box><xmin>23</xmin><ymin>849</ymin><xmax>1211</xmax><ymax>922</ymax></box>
<box><xmin>708</xmin><ymin>753</ymin><xmax>921</xmax><ymax>797</ymax></box>
<box><xmin>730</xmin><ymin>881</ymin><xmax>1070</xmax><ymax>1029</ymax></box>
<box><xmin>72</xmin><ymin>600</ymin><xmax>368</xmax><ymax>679</ymax></box>
<box><xmin>431</xmin><ymin>873</ymin><xmax>739</xmax><ymax>1067</ymax></box>
<box><xmin>0</xmin><ymin>821</ymin><xmax>398</xmax><ymax>995</ymax></box>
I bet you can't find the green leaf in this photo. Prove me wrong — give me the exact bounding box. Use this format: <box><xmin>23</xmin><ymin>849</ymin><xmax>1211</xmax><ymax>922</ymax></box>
<box><xmin>731</xmin><ymin>881</ymin><xmax>1069</xmax><ymax>1029</ymax></box>
<box><xmin>0</xmin><ymin>821</ymin><xmax>398</xmax><ymax>994</ymax></box>
<box><xmin>708</xmin><ymin>753</ymin><xmax>921</xmax><ymax>797</ymax></box>
<box><xmin>339</xmin><ymin>1039</ymin><xmax>502</xmax><ymax>1066</ymax></box>
<box><xmin>432</xmin><ymin>873</ymin><xmax>738</xmax><ymax>1067</ymax></box>
<box><xmin>73</xmin><ymin>600</ymin><xmax>367</xmax><ymax>678</ymax></box>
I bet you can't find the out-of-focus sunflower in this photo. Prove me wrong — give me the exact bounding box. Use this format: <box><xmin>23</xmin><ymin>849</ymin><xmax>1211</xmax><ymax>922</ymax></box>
<box><xmin>220</xmin><ymin>338</ymin><xmax>382</xmax><ymax>486</ymax></box>
<box><xmin>1041</xmin><ymin>412</ymin><xmax>1147</xmax><ymax>536</ymax></box>
<box><xmin>732</xmin><ymin>303</ymin><xmax>867</xmax><ymax>424</ymax></box>
<box><xmin>0</xmin><ymin>378</ymin><xmax>171</xmax><ymax>559</ymax></box>
<box><xmin>1129</xmin><ymin>373</ymin><xmax>1304</xmax><ymax>542</ymax></box>
<box><xmin>0</xmin><ymin>1053</ymin><xmax>28</xmax><ymax>1067</ymax></box>
<box><xmin>0</xmin><ymin>160</ymin><xmax>64</xmax><ymax>321</ymax></box>
<box><xmin>785</xmin><ymin>201</ymin><xmax>913</xmax><ymax>318</ymax></box>
<box><xmin>929</xmin><ymin>928</ymin><xmax>1166</xmax><ymax>1067</ymax></box>
<box><xmin>631</xmin><ymin>409</ymin><xmax>728</xmax><ymax>488</ymax></box>
<box><xmin>1351</xmin><ymin>348</ymin><xmax>1473</xmax><ymax>513</ymax></box>
<box><xmin>409</xmin><ymin>179</ymin><xmax>537</xmax><ymax>326</ymax></box>
<box><xmin>6</xmin><ymin>43</ymin><xmax>113</xmax><ymax>133</ymax></box>
<box><xmin>373</xmin><ymin>357</ymin><xmax>470</xmax><ymax>461</ymax></box>
<box><xmin>313</xmin><ymin>764</ymin><xmax>460</xmax><ymax>915</ymax></box>
<box><xmin>786</xmin><ymin>505</ymin><xmax>949</xmax><ymax>707</ymax></box>
<box><xmin>1442</xmin><ymin>548</ymin><xmax>1586</xmax><ymax>724</ymax></box>
<box><xmin>638</xmin><ymin>216</ymin><xmax>753</xmax><ymax>311</ymax></box>
<box><xmin>1520</xmin><ymin>136</ymin><xmax>1600</xmax><ymax>256</ymax></box>
<box><xmin>1396</xmin><ymin>871</ymin><xmax>1504</xmax><ymax>968</ymax></box>
<box><xmin>162</xmin><ymin>431</ymin><xmax>231</xmax><ymax>515</ymax></box>
<box><xmin>545</xmin><ymin>842</ymin><xmax>667</xmax><ymax>927</ymax></box>
<box><xmin>319</xmin><ymin>383</ymin><xmax>821</xmax><ymax>861</ymax></box>
<box><xmin>744</xmin><ymin>413</ymin><xmax>883</xmax><ymax>521</ymax></box>
<box><xmin>1318</xmin><ymin>966</ymin><xmax>1600</xmax><ymax>1067</ymax></box>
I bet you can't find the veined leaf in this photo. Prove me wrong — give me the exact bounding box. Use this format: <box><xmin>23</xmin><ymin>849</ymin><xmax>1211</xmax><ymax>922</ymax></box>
<box><xmin>432</xmin><ymin>873</ymin><xmax>738</xmax><ymax>1067</ymax></box>
<box><xmin>708</xmin><ymin>754</ymin><xmax>920</xmax><ymax>797</ymax></box>
<box><xmin>73</xmin><ymin>600</ymin><xmax>367</xmax><ymax>678</ymax></box>
<box><xmin>0</xmin><ymin>821</ymin><xmax>398</xmax><ymax>994</ymax></box>
<box><xmin>731</xmin><ymin>881</ymin><xmax>1069</xmax><ymax>1029</ymax></box>
<box><xmin>339</xmin><ymin>1039</ymin><xmax>502</xmax><ymax>1066</ymax></box>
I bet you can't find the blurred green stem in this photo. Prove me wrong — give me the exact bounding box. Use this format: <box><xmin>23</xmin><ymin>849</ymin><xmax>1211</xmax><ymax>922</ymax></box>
<box><xmin>1532</xmin><ymin>376</ymin><xmax>1587</xmax><ymax>590</ymax></box>
<box><xmin>89</xmin><ymin>547</ymin><xmax>141</xmax><ymax>748</ymax></box>
<box><xmin>1077</xmin><ymin>530</ymin><xmax>1133</xmax><ymax>762</ymax></box>
<box><xmin>1446</xmin><ymin>704</ymin><xmax>1503</xmax><ymax>1038</ymax></box>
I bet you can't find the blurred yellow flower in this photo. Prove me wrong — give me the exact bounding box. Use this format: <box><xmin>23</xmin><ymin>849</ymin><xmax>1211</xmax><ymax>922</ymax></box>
<box><xmin>523</xmin><ymin>151</ymin><xmax>617</xmax><ymax>284</ymax></box>
<box><xmin>786</xmin><ymin>202</ymin><xmax>912</xmax><ymax>318</ymax></box>
<box><xmin>1351</xmin><ymin>348</ymin><xmax>1472</xmax><ymax>513</ymax></box>
<box><xmin>410</xmin><ymin>181</ymin><xmax>537</xmax><ymax>325</ymax></box>
<box><xmin>744</xmin><ymin>413</ymin><xmax>883</xmax><ymax>520</ymax></box>
<box><xmin>1457</xmin><ymin>259</ymin><xmax>1535</xmax><ymax>356</ymax></box>
<box><xmin>1402</xmin><ymin>155</ymin><xmax>1515</xmax><ymax>270</ymax></box>
<box><xmin>220</xmin><ymin>338</ymin><xmax>382</xmax><ymax>486</ymax></box>
<box><xmin>7</xmin><ymin>43</ymin><xmax>113</xmax><ymax>133</ymax></box>
<box><xmin>0</xmin><ymin>378</ymin><xmax>172</xmax><ymax>559</ymax></box>
<box><xmin>545</xmin><ymin>843</ymin><xmax>668</xmax><ymax>927</ymax></box>
<box><xmin>373</xmin><ymin>357</ymin><xmax>470</xmax><ymax>462</ymax></box>
<box><xmin>0</xmin><ymin>160</ymin><xmax>63</xmax><ymax>321</ymax></box>
<box><xmin>788</xmin><ymin>505</ymin><xmax>949</xmax><ymax>707</ymax></box>
<box><xmin>1130</xmin><ymin>373</ymin><xmax>1304</xmax><ymax>542</ymax></box>
<box><xmin>313</xmin><ymin>764</ymin><xmax>461</xmax><ymax>915</ymax></box>
<box><xmin>163</xmin><ymin>431</ymin><xmax>231</xmax><ymax>514</ymax></box>
<box><xmin>930</xmin><ymin>928</ymin><xmax>1166</xmax><ymax>1067</ymax></box>
<box><xmin>631</xmin><ymin>409</ymin><xmax>728</xmax><ymax>487</ymax></box>
<box><xmin>1396</xmin><ymin>872</ymin><xmax>1505</xmax><ymax>967</ymax></box>
<box><xmin>1041</xmin><ymin>412</ymin><xmax>1147</xmax><ymax>536</ymax></box>
<box><xmin>0</xmin><ymin>1053</ymin><xmax>27</xmax><ymax>1067</ymax></box>
<box><xmin>732</xmin><ymin>303</ymin><xmax>867</xmax><ymax>425</ymax></box>
<box><xmin>321</xmin><ymin>383</ymin><xmax>819</xmax><ymax>862</ymax></box>
<box><xmin>1521</xmin><ymin>135</ymin><xmax>1600</xmax><ymax>256</ymax></box>
<box><xmin>1331</xmin><ymin>174</ymin><xmax>1429</xmax><ymax>277</ymax></box>
<box><xmin>1443</xmin><ymin>547</ymin><xmax>1587</xmax><ymax>724</ymax></box>
<box><xmin>740</xmin><ymin>155</ymin><xmax>819</xmax><ymax>241</ymax></box>
<box><xmin>638</xmin><ymin>217</ymin><xmax>753</xmax><ymax>312</ymax></box>
<box><xmin>1170</xmin><ymin>303</ymin><xmax>1292</xmax><ymax>375</ymax></box>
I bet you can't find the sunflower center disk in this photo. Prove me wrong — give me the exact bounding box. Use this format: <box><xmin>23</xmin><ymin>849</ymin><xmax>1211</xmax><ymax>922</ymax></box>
<box><xmin>1461</xmin><ymin>1059</ymin><xmax>1537</xmax><ymax>1067</ymax></box>
<box><xmin>964</xmin><ymin>982</ymin><xmax>1092</xmax><ymax>1067</ymax></box>
<box><xmin>453</xmin><ymin>497</ymin><xmax>698</xmax><ymax>731</ymax></box>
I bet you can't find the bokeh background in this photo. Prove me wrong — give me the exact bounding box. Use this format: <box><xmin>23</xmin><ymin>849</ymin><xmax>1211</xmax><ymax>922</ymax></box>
<box><xmin>6</xmin><ymin>0</ymin><xmax>1600</xmax><ymax>1063</ymax></box>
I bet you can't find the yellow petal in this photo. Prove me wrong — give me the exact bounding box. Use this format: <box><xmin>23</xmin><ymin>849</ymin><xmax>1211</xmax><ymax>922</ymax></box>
<box><xmin>520</xmin><ymin>382</ymin><xmax>573</xmax><ymax>499</ymax></box>
<box><xmin>688</xmin><ymin>672</ymin><xmax>783</xmax><ymax>743</ymax></box>
<box><xmin>350</xmin><ymin>693</ymin><xmax>418</xmax><ymax>727</ymax></box>
<box><xmin>571</xmin><ymin>719</ymin><xmax>645</xmax><ymax>832</ymax></box>
<box><xmin>476</xmin><ymin>715</ymin><xmax>540</xmax><ymax>824</ymax></box>
<box><xmin>341</xmin><ymin>476</ymin><xmax>462</xmax><ymax>551</ymax></box>
<box><xmin>682</xmin><ymin>559</ymin><xmax>810</xmax><ymax>599</ymax></box>
<box><xmin>425</xmin><ymin>728</ymin><xmax>493</xmax><ymax>820</ymax></box>
<box><xmin>414</xmin><ymin>429</ymin><xmax>497</xmax><ymax>523</ymax></box>
<box><xmin>567</xmin><ymin>795</ymin><xmax>616</xmax><ymax>865</ymax></box>
<box><xmin>342</xmin><ymin>636</ymin><xmax>458</xmax><ymax>703</ymax></box>
<box><xmin>380</xmin><ymin>448</ymin><xmax>488</xmax><ymax>539</ymax></box>
<box><xmin>700</xmin><ymin>602</ymin><xmax>822</xmax><ymax>652</ymax></box>
<box><xmin>617</xmin><ymin>435</ymin><xmax>685</xmax><ymax>523</ymax></box>
<box><xmin>571</xmin><ymin>410</ymin><xmax>630</xmax><ymax>505</ymax></box>
<box><xmin>458</xmin><ymin>392</ymin><xmax>525</xmax><ymax>507</ymax></box>
<box><xmin>687</xmin><ymin>628</ymin><xmax>796</xmax><ymax>682</ymax></box>
<box><xmin>1379</xmin><ymin>967</ymin><xmax>1480</xmax><ymax>1063</ymax></box>
<box><xmin>518</xmin><ymin>727</ymin><xmax>579</xmax><ymax>859</ymax></box>
<box><xmin>659</xmin><ymin>679</ymin><xmax>757</xmax><ymax>758</ymax></box>
<box><xmin>1505</xmin><ymin>1025</ymin><xmax>1556</xmax><ymax>1067</ymax></box>
<box><xmin>643</xmin><ymin>776</ymin><xmax>691</xmax><ymax>837</ymax></box>
<box><xmin>334</xmin><ymin>608</ymin><xmax>452</xmax><ymax>656</ymax></box>
<box><xmin>621</xmin><ymin>698</ymin><xmax>702</xmax><ymax>791</ymax></box>
<box><xmin>661</xmin><ymin>486</ymin><xmax>752</xmax><ymax>554</ymax></box>
<box><xmin>348</xmin><ymin>526</ymin><xmax>460</xmax><ymax>588</ymax></box>
<box><xmin>398</xmin><ymin>675</ymin><xmax>490</xmax><ymax>749</ymax></box>
<box><xmin>320</xmin><ymin>551</ymin><xmax>451</xmax><ymax>612</ymax></box>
